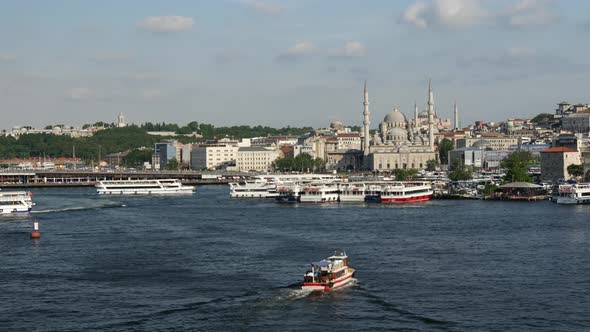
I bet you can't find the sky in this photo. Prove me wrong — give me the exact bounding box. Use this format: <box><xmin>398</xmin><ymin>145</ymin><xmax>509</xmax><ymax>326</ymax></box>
<box><xmin>1</xmin><ymin>0</ymin><xmax>590</xmax><ymax>130</ymax></box>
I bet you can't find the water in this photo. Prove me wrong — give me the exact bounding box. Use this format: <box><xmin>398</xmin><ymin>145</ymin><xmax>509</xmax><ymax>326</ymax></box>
<box><xmin>1</xmin><ymin>186</ymin><xmax>589</xmax><ymax>331</ymax></box>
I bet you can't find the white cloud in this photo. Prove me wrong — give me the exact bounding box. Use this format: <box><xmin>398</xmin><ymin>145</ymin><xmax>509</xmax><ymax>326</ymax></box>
<box><xmin>501</xmin><ymin>0</ymin><xmax>558</xmax><ymax>29</ymax></box>
<box><xmin>400</xmin><ymin>0</ymin><xmax>486</xmax><ymax>30</ymax></box>
<box><xmin>138</xmin><ymin>16</ymin><xmax>194</xmax><ymax>33</ymax></box>
<box><xmin>332</xmin><ymin>41</ymin><xmax>367</xmax><ymax>57</ymax></box>
<box><xmin>0</xmin><ymin>54</ymin><xmax>16</xmax><ymax>61</ymax></box>
<box><xmin>241</xmin><ymin>0</ymin><xmax>283</xmax><ymax>15</ymax></box>
<box><xmin>275</xmin><ymin>41</ymin><xmax>317</xmax><ymax>62</ymax></box>
<box><xmin>68</xmin><ymin>88</ymin><xmax>94</xmax><ymax>100</ymax></box>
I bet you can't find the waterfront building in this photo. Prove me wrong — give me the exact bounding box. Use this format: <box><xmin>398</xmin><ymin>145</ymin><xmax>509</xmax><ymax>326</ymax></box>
<box><xmin>361</xmin><ymin>81</ymin><xmax>437</xmax><ymax>171</ymax></box>
<box><xmin>456</xmin><ymin>133</ymin><xmax>519</xmax><ymax>151</ymax></box>
<box><xmin>235</xmin><ymin>147</ymin><xmax>279</xmax><ymax>172</ymax></box>
<box><xmin>153</xmin><ymin>141</ymin><xmax>183</xmax><ymax>170</ymax></box>
<box><xmin>190</xmin><ymin>144</ymin><xmax>238</xmax><ymax>170</ymax></box>
<box><xmin>540</xmin><ymin>147</ymin><xmax>581</xmax><ymax>181</ymax></box>
<box><xmin>104</xmin><ymin>150</ymin><xmax>131</xmax><ymax>168</ymax></box>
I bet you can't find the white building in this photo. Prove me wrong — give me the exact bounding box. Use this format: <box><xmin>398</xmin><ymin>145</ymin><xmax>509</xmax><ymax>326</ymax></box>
<box><xmin>236</xmin><ymin>147</ymin><xmax>279</xmax><ymax>172</ymax></box>
<box><xmin>190</xmin><ymin>144</ymin><xmax>239</xmax><ymax>170</ymax></box>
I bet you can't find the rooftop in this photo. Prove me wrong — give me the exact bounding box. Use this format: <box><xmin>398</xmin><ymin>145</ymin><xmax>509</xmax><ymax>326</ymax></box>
<box><xmin>541</xmin><ymin>147</ymin><xmax>578</xmax><ymax>153</ymax></box>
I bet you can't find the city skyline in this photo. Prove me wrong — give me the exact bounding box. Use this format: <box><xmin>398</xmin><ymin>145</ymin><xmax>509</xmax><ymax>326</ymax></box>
<box><xmin>1</xmin><ymin>0</ymin><xmax>590</xmax><ymax>129</ymax></box>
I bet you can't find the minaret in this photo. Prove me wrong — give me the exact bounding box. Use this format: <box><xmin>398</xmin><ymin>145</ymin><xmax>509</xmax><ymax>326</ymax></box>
<box><xmin>414</xmin><ymin>101</ymin><xmax>419</xmax><ymax>129</ymax></box>
<box><xmin>428</xmin><ymin>79</ymin><xmax>434</xmax><ymax>151</ymax></box>
<box><xmin>453</xmin><ymin>100</ymin><xmax>459</xmax><ymax>130</ymax></box>
<box><xmin>362</xmin><ymin>81</ymin><xmax>370</xmax><ymax>155</ymax></box>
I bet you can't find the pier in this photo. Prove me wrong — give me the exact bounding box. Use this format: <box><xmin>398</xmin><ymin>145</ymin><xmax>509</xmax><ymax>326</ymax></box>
<box><xmin>0</xmin><ymin>170</ymin><xmax>250</xmax><ymax>188</ymax></box>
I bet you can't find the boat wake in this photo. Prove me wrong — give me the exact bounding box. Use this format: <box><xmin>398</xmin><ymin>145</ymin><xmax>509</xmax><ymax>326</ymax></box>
<box><xmin>32</xmin><ymin>203</ymin><xmax>125</xmax><ymax>214</ymax></box>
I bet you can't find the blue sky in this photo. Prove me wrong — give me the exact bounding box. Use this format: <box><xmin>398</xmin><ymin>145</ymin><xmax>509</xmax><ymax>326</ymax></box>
<box><xmin>1</xmin><ymin>0</ymin><xmax>589</xmax><ymax>129</ymax></box>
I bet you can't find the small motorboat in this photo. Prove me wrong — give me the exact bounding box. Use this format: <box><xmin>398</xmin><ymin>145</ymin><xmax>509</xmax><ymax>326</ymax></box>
<box><xmin>302</xmin><ymin>250</ymin><xmax>355</xmax><ymax>292</ymax></box>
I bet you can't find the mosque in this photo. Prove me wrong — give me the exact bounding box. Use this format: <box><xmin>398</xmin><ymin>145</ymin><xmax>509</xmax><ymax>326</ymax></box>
<box><xmin>361</xmin><ymin>80</ymin><xmax>447</xmax><ymax>171</ymax></box>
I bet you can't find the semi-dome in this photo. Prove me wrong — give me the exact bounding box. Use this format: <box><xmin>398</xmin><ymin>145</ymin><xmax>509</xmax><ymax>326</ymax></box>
<box><xmin>383</xmin><ymin>108</ymin><xmax>407</xmax><ymax>124</ymax></box>
<box><xmin>387</xmin><ymin>127</ymin><xmax>408</xmax><ymax>137</ymax></box>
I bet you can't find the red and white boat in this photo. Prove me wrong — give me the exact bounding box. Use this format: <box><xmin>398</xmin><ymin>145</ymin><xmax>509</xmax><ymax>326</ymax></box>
<box><xmin>380</xmin><ymin>181</ymin><xmax>433</xmax><ymax>203</ymax></box>
<box><xmin>302</xmin><ymin>250</ymin><xmax>355</xmax><ymax>292</ymax></box>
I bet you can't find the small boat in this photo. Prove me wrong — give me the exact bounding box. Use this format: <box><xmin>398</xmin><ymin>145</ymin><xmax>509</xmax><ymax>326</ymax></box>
<box><xmin>0</xmin><ymin>190</ymin><xmax>35</xmax><ymax>214</ymax></box>
<box><xmin>364</xmin><ymin>183</ymin><xmax>383</xmax><ymax>202</ymax></box>
<box><xmin>275</xmin><ymin>184</ymin><xmax>301</xmax><ymax>203</ymax></box>
<box><xmin>302</xmin><ymin>250</ymin><xmax>355</xmax><ymax>292</ymax></box>
<box><xmin>556</xmin><ymin>183</ymin><xmax>590</xmax><ymax>204</ymax></box>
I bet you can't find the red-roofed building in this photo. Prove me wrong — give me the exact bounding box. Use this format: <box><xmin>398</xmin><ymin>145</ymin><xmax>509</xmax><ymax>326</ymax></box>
<box><xmin>540</xmin><ymin>147</ymin><xmax>581</xmax><ymax>181</ymax></box>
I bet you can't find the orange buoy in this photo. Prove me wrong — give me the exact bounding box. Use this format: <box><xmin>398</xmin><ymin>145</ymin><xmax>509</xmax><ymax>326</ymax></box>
<box><xmin>30</xmin><ymin>222</ymin><xmax>40</xmax><ymax>239</ymax></box>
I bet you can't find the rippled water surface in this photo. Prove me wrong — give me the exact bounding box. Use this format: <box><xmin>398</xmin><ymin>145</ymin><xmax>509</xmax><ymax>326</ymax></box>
<box><xmin>1</xmin><ymin>186</ymin><xmax>589</xmax><ymax>331</ymax></box>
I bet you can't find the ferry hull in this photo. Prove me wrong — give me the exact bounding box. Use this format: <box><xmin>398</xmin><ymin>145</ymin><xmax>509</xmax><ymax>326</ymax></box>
<box><xmin>300</xmin><ymin>194</ymin><xmax>339</xmax><ymax>203</ymax></box>
<box><xmin>302</xmin><ymin>269</ymin><xmax>355</xmax><ymax>292</ymax></box>
<box><xmin>338</xmin><ymin>195</ymin><xmax>366</xmax><ymax>202</ymax></box>
<box><xmin>380</xmin><ymin>194</ymin><xmax>431</xmax><ymax>203</ymax></box>
<box><xmin>0</xmin><ymin>206</ymin><xmax>32</xmax><ymax>214</ymax></box>
<box><xmin>275</xmin><ymin>196</ymin><xmax>300</xmax><ymax>203</ymax></box>
<box><xmin>556</xmin><ymin>197</ymin><xmax>590</xmax><ymax>205</ymax></box>
<box><xmin>97</xmin><ymin>188</ymin><xmax>195</xmax><ymax>195</ymax></box>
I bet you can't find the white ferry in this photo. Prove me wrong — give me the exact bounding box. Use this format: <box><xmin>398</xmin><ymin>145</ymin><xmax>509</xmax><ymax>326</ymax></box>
<box><xmin>556</xmin><ymin>183</ymin><xmax>590</xmax><ymax>205</ymax></box>
<box><xmin>229</xmin><ymin>174</ymin><xmax>339</xmax><ymax>199</ymax></box>
<box><xmin>380</xmin><ymin>181</ymin><xmax>433</xmax><ymax>203</ymax></box>
<box><xmin>229</xmin><ymin>181</ymin><xmax>278</xmax><ymax>198</ymax></box>
<box><xmin>338</xmin><ymin>183</ymin><xmax>366</xmax><ymax>202</ymax></box>
<box><xmin>0</xmin><ymin>191</ymin><xmax>34</xmax><ymax>214</ymax></box>
<box><xmin>302</xmin><ymin>250</ymin><xmax>356</xmax><ymax>292</ymax></box>
<box><xmin>299</xmin><ymin>183</ymin><xmax>339</xmax><ymax>203</ymax></box>
<box><xmin>95</xmin><ymin>179</ymin><xmax>195</xmax><ymax>195</ymax></box>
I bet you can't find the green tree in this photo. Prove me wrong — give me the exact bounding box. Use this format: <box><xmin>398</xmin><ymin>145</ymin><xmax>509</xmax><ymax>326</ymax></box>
<box><xmin>393</xmin><ymin>168</ymin><xmax>418</xmax><ymax>181</ymax></box>
<box><xmin>567</xmin><ymin>164</ymin><xmax>584</xmax><ymax>178</ymax></box>
<box><xmin>294</xmin><ymin>153</ymin><xmax>314</xmax><ymax>172</ymax></box>
<box><xmin>438</xmin><ymin>138</ymin><xmax>454</xmax><ymax>164</ymax></box>
<box><xmin>273</xmin><ymin>157</ymin><xmax>295</xmax><ymax>171</ymax></box>
<box><xmin>425</xmin><ymin>159</ymin><xmax>439</xmax><ymax>171</ymax></box>
<box><xmin>165</xmin><ymin>158</ymin><xmax>179</xmax><ymax>170</ymax></box>
<box><xmin>449</xmin><ymin>159</ymin><xmax>473</xmax><ymax>181</ymax></box>
<box><xmin>530</xmin><ymin>113</ymin><xmax>552</xmax><ymax>123</ymax></box>
<box><xmin>313</xmin><ymin>157</ymin><xmax>326</xmax><ymax>172</ymax></box>
<box><xmin>501</xmin><ymin>150</ymin><xmax>533</xmax><ymax>183</ymax></box>
<box><xmin>122</xmin><ymin>149</ymin><xmax>153</xmax><ymax>169</ymax></box>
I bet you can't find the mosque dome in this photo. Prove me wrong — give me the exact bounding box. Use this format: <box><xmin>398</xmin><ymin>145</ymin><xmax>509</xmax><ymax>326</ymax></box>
<box><xmin>383</xmin><ymin>108</ymin><xmax>407</xmax><ymax>124</ymax></box>
<box><xmin>330</xmin><ymin>121</ymin><xmax>344</xmax><ymax>130</ymax></box>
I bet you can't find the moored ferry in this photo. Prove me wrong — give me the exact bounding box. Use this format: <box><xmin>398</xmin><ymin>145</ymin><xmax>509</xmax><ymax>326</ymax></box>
<box><xmin>380</xmin><ymin>181</ymin><xmax>433</xmax><ymax>203</ymax></box>
<box><xmin>0</xmin><ymin>190</ymin><xmax>35</xmax><ymax>214</ymax></box>
<box><xmin>229</xmin><ymin>182</ymin><xmax>278</xmax><ymax>198</ymax></box>
<box><xmin>96</xmin><ymin>179</ymin><xmax>195</xmax><ymax>195</ymax></box>
<box><xmin>364</xmin><ymin>183</ymin><xmax>383</xmax><ymax>202</ymax></box>
<box><xmin>299</xmin><ymin>183</ymin><xmax>339</xmax><ymax>203</ymax></box>
<box><xmin>338</xmin><ymin>182</ymin><xmax>366</xmax><ymax>202</ymax></box>
<box><xmin>229</xmin><ymin>174</ymin><xmax>339</xmax><ymax>199</ymax></box>
<box><xmin>556</xmin><ymin>183</ymin><xmax>590</xmax><ymax>204</ymax></box>
<box><xmin>302</xmin><ymin>250</ymin><xmax>356</xmax><ymax>292</ymax></box>
<box><xmin>275</xmin><ymin>184</ymin><xmax>301</xmax><ymax>203</ymax></box>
